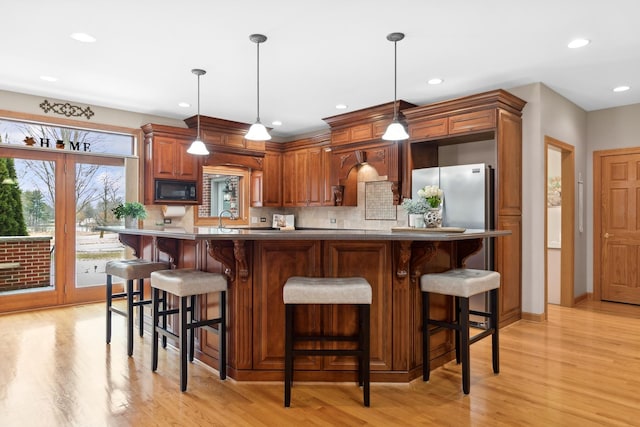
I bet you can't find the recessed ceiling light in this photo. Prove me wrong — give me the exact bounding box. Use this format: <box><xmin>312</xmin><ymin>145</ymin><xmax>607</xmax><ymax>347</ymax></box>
<box><xmin>271</xmin><ymin>120</ymin><xmax>282</xmax><ymax>126</ymax></box>
<box><xmin>70</xmin><ymin>32</ymin><xmax>96</xmax><ymax>43</ymax></box>
<box><xmin>178</xmin><ymin>102</ymin><xmax>190</xmax><ymax>108</ymax></box>
<box><xmin>335</xmin><ymin>104</ymin><xmax>348</xmax><ymax>110</ymax></box>
<box><xmin>427</xmin><ymin>78</ymin><xmax>443</xmax><ymax>85</ymax></box>
<box><xmin>40</xmin><ymin>75</ymin><xmax>58</xmax><ymax>82</ymax></box>
<box><xmin>568</xmin><ymin>38</ymin><xmax>590</xmax><ymax>49</ymax></box>
<box><xmin>613</xmin><ymin>86</ymin><xmax>630</xmax><ymax>92</ymax></box>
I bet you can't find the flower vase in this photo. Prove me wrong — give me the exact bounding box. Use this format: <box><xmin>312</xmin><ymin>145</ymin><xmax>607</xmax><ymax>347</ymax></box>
<box><xmin>124</xmin><ymin>217</ymin><xmax>138</xmax><ymax>229</ymax></box>
<box><xmin>408</xmin><ymin>213</ymin><xmax>425</xmax><ymax>228</ymax></box>
<box><xmin>424</xmin><ymin>206</ymin><xmax>442</xmax><ymax>228</ymax></box>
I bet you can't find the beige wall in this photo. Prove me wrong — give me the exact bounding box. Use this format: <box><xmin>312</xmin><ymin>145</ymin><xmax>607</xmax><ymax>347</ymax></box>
<box><xmin>0</xmin><ymin>89</ymin><xmax>185</xmax><ymax>131</ymax></box>
<box><xmin>586</xmin><ymin>103</ymin><xmax>640</xmax><ymax>293</ymax></box>
<box><xmin>508</xmin><ymin>82</ymin><xmax>588</xmax><ymax>315</ymax></box>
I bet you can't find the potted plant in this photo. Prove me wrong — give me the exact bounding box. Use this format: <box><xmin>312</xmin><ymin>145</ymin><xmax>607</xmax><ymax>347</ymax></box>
<box><xmin>401</xmin><ymin>197</ymin><xmax>429</xmax><ymax>228</ymax></box>
<box><xmin>417</xmin><ymin>185</ymin><xmax>444</xmax><ymax>228</ymax></box>
<box><xmin>112</xmin><ymin>202</ymin><xmax>147</xmax><ymax>228</ymax></box>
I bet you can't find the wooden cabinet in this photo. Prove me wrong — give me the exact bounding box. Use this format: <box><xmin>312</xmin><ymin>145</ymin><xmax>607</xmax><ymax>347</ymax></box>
<box><xmin>152</xmin><ymin>136</ymin><xmax>199</xmax><ymax>180</ymax></box>
<box><xmin>262</xmin><ymin>150</ymin><xmax>282</xmax><ymax>207</ymax></box>
<box><xmin>283</xmin><ymin>146</ymin><xmax>329</xmax><ymax>207</ymax></box>
<box><xmin>141</xmin><ymin>124</ymin><xmax>201</xmax><ymax>205</ymax></box>
<box><xmin>251</xmin><ymin>240</ymin><xmax>392</xmax><ymax>374</ymax></box>
<box><xmin>250</xmin><ymin>170</ymin><xmax>263</xmax><ymax>207</ymax></box>
<box><xmin>403</xmin><ymin>89</ymin><xmax>526</xmax><ymax>327</ymax></box>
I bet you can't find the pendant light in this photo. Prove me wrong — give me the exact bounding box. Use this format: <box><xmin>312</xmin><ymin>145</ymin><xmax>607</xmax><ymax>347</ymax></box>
<box><xmin>382</xmin><ymin>32</ymin><xmax>409</xmax><ymax>141</ymax></box>
<box><xmin>187</xmin><ymin>68</ymin><xmax>210</xmax><ymax>155</ymax></box>
<box><xmin>245</xmin><ymin>34</ymin><xmax>271</xmax><ymax>141</ymax></box>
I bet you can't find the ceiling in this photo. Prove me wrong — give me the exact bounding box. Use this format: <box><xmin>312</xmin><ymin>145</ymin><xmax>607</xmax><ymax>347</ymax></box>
<box><xmin>2</xmin><ymin>1</ymin><xmax>639</xmax><ymax>139</ymax></box>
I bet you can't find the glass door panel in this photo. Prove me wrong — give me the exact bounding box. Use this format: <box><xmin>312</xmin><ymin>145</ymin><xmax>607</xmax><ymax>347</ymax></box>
<box><xmin>65</xmin><ymin>156</ymin><xmax>126</xmax><ymax>304</ymax></box>
<box><xmin>0</xmin><ymin>150</ymin><xmax>63</xmax><ymax>312</ymax></box>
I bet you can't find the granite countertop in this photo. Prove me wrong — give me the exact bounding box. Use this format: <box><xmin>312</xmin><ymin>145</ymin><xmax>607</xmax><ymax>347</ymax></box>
<box><xmin>100</xmin><ymin>226</ymin><xmax>511</xmax><ymax>242</ymax></box>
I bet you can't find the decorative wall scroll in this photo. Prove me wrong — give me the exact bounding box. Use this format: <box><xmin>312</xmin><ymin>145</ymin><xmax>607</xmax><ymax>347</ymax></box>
<box><xmin>39</xmin><ymin>99</ymin><xmax>95</xmax><ymax>120</ymax></box>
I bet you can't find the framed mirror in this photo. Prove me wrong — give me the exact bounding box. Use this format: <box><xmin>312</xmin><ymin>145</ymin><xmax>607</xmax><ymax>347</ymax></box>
<box><xmin>196</xmin><ymin>165</ymin><xmax>250</xmax><ymax>226</ymax></box>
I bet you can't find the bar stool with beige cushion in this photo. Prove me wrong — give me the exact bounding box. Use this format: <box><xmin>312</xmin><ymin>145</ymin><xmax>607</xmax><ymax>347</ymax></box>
<box><xmin>106</xmin><ymin>259</ymin><xmax>169</xmax><ymax>356</ymax></box>
<box><xmin>421</xmin><ymin>268</ymin><xmax>500</xmax><ymax>394</ymax></box>
<box><xmin>283</xmin><ymin>276</ymin><xmax>372</xmax><ymax>407</ymax></box>
<box><xmin>150</xmin><ymin>268</ymin><xmax>227</xmax><ymax>392</ymax></box>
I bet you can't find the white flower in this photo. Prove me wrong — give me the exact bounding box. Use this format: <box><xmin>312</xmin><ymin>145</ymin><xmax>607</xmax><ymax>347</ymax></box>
<box><xmin>417</xmin><ymin>185</ymin><xmax>443</xmax><ymax>208</ymax></box>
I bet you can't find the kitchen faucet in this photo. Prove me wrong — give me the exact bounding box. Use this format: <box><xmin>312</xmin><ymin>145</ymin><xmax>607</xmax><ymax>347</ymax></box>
<box><xmin>218</xmin><ymin>209</ymin><xmax>236</xmax><ymax>229</ymax></box>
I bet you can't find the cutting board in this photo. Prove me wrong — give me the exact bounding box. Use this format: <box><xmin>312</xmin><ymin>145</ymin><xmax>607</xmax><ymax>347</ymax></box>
<box><xmin>391</xmin><ymin>226</ymin><xmax>466</xmax><ymax>233</ymax></box>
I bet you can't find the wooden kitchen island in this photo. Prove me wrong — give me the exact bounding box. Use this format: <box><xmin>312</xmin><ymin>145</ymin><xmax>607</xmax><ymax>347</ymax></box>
<box><xmin>109</xmin><ymin>226</ymin><xmax>511</xmax><ymax>383</ymax></box>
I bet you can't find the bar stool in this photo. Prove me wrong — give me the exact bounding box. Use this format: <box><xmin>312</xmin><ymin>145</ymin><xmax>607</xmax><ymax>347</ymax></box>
<box><xmin>106</xmin><ymin>259</ymin><xmax>169</xmax><ymax>356</ymax></box>
<box><xmin>150</xmin><ymin>269</ymin><xmax>227</xmax><ymax>392</ymax></box>
<box><xmin>421</xmin><ymin>268</ymin><xmax>500</xmax><ymax>394</ymax></box>
<box><xmin>283</xmin><ymin>276</ymin><xmax>372</xmax><ymax>407</ymax></box>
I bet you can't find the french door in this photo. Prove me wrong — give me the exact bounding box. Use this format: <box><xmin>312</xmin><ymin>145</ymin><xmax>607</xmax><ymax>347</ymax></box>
<box><xmin>0</xmin><ymin>148</ymin><xmax>126</xmax><ymax>312</ymax></box>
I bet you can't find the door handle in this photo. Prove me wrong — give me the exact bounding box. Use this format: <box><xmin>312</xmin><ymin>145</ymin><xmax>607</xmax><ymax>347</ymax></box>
<box><xmin>604</xmin><ymin>232</ymin><xmax>614</xmax><ymax>238</ymax></box>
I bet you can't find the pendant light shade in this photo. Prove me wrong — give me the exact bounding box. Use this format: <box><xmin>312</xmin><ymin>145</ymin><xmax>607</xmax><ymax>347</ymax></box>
<box><xmin>245</xmin><ymin>34</ymin><xmax>271</xmax><ymax>141</ymax></box>
<box><xmin>187</xmin><ymin>68</ymin><xmax>210</xmax><ymax>155</ymax></box>
<box><xmin>382</xmin><ymin>32</ymin><xmax>409</xmax><ymax>141</ymax></box>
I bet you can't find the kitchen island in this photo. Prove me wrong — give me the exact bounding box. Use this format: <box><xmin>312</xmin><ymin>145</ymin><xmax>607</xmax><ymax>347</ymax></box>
<box><xmin>108</xmin><ymin>226</ymin><xmax>512</xmax><ymax>382</ymax></box>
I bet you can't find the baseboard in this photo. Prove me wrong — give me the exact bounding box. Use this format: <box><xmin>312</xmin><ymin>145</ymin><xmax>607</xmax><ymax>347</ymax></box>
<box><xmin>521</xmin><ymin>311</ymin><xmax>545</xmax><ymax>322</ymax></box>
<box><xmin>574</xmin><ymin>292</ymin><xmax>592</xmax><ymax>305</ymax></box>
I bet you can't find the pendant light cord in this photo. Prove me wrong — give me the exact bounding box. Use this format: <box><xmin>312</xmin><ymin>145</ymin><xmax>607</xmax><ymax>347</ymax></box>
<box><xmin>196</xmin><ymin>73</ymin><xmax>201</xmax><ymax>139</ymax></box>
<box><xmin>256</xmin><ymin>41</ymin><xmax>261</xmax><ymax>123</ymax></box>
<box><xmin>393</xmin><ymin>39</ymin><xmax>398</xmax><ymax>120</ymax></box>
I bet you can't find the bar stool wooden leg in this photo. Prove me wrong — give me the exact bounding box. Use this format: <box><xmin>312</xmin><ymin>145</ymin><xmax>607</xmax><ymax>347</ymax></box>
<box><xmin>454</xmin><ymin>296</ymin><xmax>461</xmax><ymax>364</ymax></box>
<box><xmin>459</xmin><ymin>296</ymin><xmax>471</xmax><ymax>395</ymax></box>
<box><xmin>362</xmin><ymin>304</ymin><xmax>370</xmax><ymax>408</ymax></box>
<box><xmin>137</xmin><ymin>278</ymin><xmax>145</xmax><ymax>337</ymax></box>
<box><xmin>189</xmin><ymin>295</ymin><xmax>196</xmax><ymax>363</ymax></box>
<box><xmin>490</xmin><ymin>288</ymin><xmax>499</xmax><ymax>374</ymax></box>
<box><xmin>151</xmin><ymin>287</ymin><xmax>160</xmax><ymax>372</ymax></box>
<box><xmin>179</xmin><ymin>296</ymin><xmax>189</xmax><ymax>392</ymax></box>
<box><xmin>219</xmin><ymin>291</ymin><xmax>227</xmax><ymax>380</ymax></box>
<box><xmin>284</xmin><ymin>304</ymin><xmax>293</xmax><ymax>408</ymax></box>
<box><xmin>126</xmin><ymin>279</ymin><xmax>134</xmax><ymax>356</ymax></box>
<box><xmin>106</xmin><ymin>274</ymin><xmax>113</xmax><ymax>344</ymax></box>
<box><xmin>422</xmin><ymin>291</ymin><xmax>431</xmax><ymax>381</ymax></box>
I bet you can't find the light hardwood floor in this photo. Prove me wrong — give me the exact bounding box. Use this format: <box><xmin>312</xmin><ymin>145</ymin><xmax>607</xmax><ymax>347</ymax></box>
<box><xmin>1</xmin><ymin>300</ymin><xmax>638</xmax><ymax>426</ymax></box>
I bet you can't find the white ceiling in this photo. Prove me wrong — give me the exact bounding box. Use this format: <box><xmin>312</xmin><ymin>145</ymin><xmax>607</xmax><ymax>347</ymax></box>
<box><xmin>2</xmin><ymin>1</ymin><xmax>639</xmax><ymax>138</ymax></box>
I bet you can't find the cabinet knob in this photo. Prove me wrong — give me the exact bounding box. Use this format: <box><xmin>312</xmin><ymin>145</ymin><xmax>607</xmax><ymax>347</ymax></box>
<box><xmin>604</xmin><ymin>232</ymin><xmax>613</xmax><ymax>238</ymax></box>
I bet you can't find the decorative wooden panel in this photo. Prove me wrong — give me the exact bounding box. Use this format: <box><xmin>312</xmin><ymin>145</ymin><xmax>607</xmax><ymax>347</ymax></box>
<box><xmin>496</xmin><ymin>215</ymin><xmax>522</xmax><ymax>327</ymax></box>
<box><xmin>448</xmin><ymin>109</ymin><xmax>496</xmax><ymax>135</ymax></box>
<box><xmin>252</xmin><ymin>240</ymin><xmax>322</xmax><ymax>371</ymax></box>
<box><xmin>497</xmin><ymin>109</ymin><xmax>523</xmax><ymax>216</ymax></box>
<box><xmin>409</xmin><ymin>117</ymin><xmax>448</xmax><ymax>140</ymax></box>
<box><xmin>323</xmin><ymin>241</ymin><xmax>393</xmax><ymax>371</ymax></box>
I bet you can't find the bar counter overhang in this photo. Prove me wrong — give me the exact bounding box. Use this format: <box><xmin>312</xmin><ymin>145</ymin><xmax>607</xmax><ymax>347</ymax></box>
<box><xmin>105</xmin><ymin>226</ymin><xmax>511</xmax><ymax>383</ymax></box>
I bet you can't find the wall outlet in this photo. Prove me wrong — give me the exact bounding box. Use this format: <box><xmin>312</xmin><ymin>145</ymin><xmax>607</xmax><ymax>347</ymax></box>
<box><xmin>260</xmin><ymin>217</ymin><xmax>267</xmax><ymax>222</ymax></box>
<box><xmin>251</xmin><ymin>217</ymin><xmax>258</xmax><ymax>224</ymax></box>
<box><xmin>163</xmin><ymin>218</ymin><xmax>172</xmax><ymax>224</ymax></box>
<box><xmin>330</xmin><ymin>218</ymin><xmax>336</xmax><ymax>224</ymax></box>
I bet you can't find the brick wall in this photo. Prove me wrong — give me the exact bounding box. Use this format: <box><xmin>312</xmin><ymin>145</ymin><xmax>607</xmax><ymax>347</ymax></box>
<box><xmin>0</xmin><ymin>236</ymin><xmax>53</xmax><ymax>292</ymax></box>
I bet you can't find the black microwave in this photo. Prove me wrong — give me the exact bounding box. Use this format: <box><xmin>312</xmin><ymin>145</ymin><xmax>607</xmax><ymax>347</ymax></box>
<box><xmin>155</xmin><ymin>179</ymin><xmax>197</xmax><ymax>202</ymax></box>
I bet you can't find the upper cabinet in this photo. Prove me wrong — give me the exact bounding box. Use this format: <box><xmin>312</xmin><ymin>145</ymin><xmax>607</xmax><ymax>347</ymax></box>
<box><xmin>282</xmin><ymin>133</ymin><xmax>331</xmax><ymax>207</ymax></box>
<box><xmin>142</xmin><ymin>124</ymin><xmax>202</xmax><ymax>205</ymax></box>
<box><xmin>323</xmin><ymin>101</ymin><xmax>415</xmax><ymax>206</ymax></box>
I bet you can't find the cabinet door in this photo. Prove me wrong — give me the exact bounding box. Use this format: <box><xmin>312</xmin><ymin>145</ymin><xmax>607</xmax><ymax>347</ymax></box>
<box><xmin>322</xmin><ymin>147</ymin><xmax>333</xmax><ymax>206</ymax></box>
<box><xmin>307</xmin><ymin>147</ymin><xmax>323</xmax><ymax>206</ymax></box>
<box><xmin>263</xmin><ymin>151</ymin><xmax>282</xmax><ymax>207</ymax></box>
<box><xmin>153</xmin><ymin>136</ymin><xmax>178</xmax><ymax>179</ymax></box>
<box><xmin>282</xmin><ymin>151</ymin><xmax>296</xmax><ymax>206</ymax></box>
<box><xmin>252</xmin><ymin>240</ymin><xmax>322</xmax><ymax>371</ymax></box>
<box><xmin>175</xmin><ymin>139</ymin><xmax>199</xmax><ymax>180</ymax></box>
<box><xmin>323</xmin><ymin>241</ymin><xmax>393</xmax><ymax>372</ymax></box>
<box><xmin>250</xmin><ymin>170</ymin><xmax>263</xmax><ymax>207</ymax></box>
<box><xmin>294</xmin><ymin>149</ymin><xmax>310</xmax><ymax>206</ymax></box>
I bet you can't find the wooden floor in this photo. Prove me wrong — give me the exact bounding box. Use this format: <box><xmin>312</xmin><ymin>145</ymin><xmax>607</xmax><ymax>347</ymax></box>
<box><xmin>1</xmin><ymin>300</ymin><xmax>639</xmax><ymax>426</ymax></box>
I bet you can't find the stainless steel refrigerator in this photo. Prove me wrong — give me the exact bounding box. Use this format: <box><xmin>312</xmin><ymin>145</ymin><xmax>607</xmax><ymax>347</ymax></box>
<box><xmin>412</xmin><ymin>163</ymin><xmax>495</xmax><ymax>327</ymax></box>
